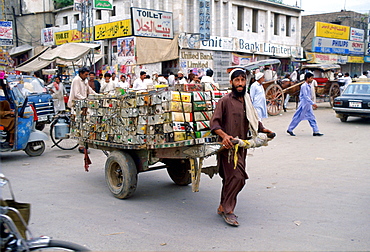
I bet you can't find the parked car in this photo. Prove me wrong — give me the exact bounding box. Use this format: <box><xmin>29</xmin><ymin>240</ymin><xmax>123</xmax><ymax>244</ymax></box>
<box><xmin>6</xmin><ymin>75</ymin><xmax>55</xmax><ymax>130</ymax></box>
<box><xmin>333</xmin><ymin>82</ymin><xmax>370</xmax><ymax>122</ymax></box>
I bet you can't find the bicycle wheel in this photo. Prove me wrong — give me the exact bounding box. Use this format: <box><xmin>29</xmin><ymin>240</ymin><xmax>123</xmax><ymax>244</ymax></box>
<box><xmin>50</xmin><ymin>117</ymin><xmax>79</xmax><ymax>150</ymax></box>
<box><xmin>30</xmin><ymin>239</ymin><xmax>90</xmax><ymax>251</ymax></box>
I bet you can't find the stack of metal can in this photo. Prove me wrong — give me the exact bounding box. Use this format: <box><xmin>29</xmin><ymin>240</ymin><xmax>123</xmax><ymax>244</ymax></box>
<box><xmin>71</xmin><ymin>88</ymin><xmax>229</xmax><ymax>146</ymax></box>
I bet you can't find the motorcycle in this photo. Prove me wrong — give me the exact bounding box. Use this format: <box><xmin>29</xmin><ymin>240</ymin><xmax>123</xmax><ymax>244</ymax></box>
<box><xmin>0</xmin><ymin>79</ymin><xmax>48</xmax><ymax>156</ymax></box>
<box><xmin>0</xmin><ymin>174</ymin><xmax>90</xmax><ymax>251</ymax></box>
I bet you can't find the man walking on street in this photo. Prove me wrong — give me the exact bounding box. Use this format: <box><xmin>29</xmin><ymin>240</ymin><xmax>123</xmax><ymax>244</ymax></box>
<box><xmin>210</xmin><ymin>68</ymin><xmax>274</xmax><ymax>227</ymax></box>
<box><xmin>249</xmin><ymin>72</ymin><xmax>267</xmax><ymax>120</ymax></box>
<box><xmin>287</xmin><ymin>72</ymin><xmax>323</xmax><ymax>137</ymax></box>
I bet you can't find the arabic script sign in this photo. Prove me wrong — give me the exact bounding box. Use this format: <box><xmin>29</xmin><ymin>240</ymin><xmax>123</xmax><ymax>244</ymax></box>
<box><xmin>131</xmin><ymin>7</ymin><xmax>173</xmax><ymax>39</ymax></box>
<box><xmin>94</xmin><ymin>19</ymin><xmax>132</xmax><ymax>40</ymax></box>
<box><xmin>315</xmin><ymin>21</ymin><xmax>350</xmax><ymax>40</ymax></box>
<box><xmin>55</xmin><ymin>28</ymin><xmax>92</xmax><ymax>45</ymax></box>
<box><xmin>93</xmin><ymin>0</ymin><xmax>113</xmax><ymax>10</ymax></box>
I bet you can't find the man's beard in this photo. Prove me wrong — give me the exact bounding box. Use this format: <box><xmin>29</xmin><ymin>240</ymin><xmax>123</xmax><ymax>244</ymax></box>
<box><xmin>232</xmin><ymin>85</ymin><xmax>246</xmax><ymax>97</ymax></box>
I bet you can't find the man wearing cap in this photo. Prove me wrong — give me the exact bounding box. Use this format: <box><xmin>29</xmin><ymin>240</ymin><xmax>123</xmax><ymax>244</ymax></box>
<box><xmin>133</xmin><ymin>71</ymin><xmax>147</xmax><ymax>91</ymax></box>
<box><xmin>210</xmin><ymin>69</ymin><xmax>274</xmax><ymax>227</ymax></box>
<box><xmin>250</xmin><ymin>72</ymin><xmax>268</xmax><ymax>120</ymax></box>
<box><xmin>177</xmin><ymin>71</ymin><xmax>188</xmax><ymax>84</ymax></box>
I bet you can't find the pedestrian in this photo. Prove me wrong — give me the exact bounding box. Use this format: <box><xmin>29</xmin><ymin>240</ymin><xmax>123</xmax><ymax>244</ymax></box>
<box><xmin>133</xmin><ymin>71</ymin><xmax>147</xmax><ymax>91</ymax></box>
<box><xmin>49</xmin><ymin>76</ymin><xmax>66</xmax><ymax>112</ymax></box>
<box><xmin>249</xmin><ymin>72</ymin><xmax>268</xmax><ymax>120</ymax></box>
<box><xmin>188</xmin><ymin>69</ymin><xmax>195</xmax><ymax>82</ymax></box>
<box><xmin>117</xmin><ymin>75</ymin><xmax>130</xmax><ymax>90</ymax></box>
<box><xmin>200</xmin><ymin>69</ymin><xmax>215</xmax><ymax>84</ymax></box>
<box><xmin>100</xmin><ymin>72</ymin><xmax>116</xmax><ymax>93</ymax></box>
<box><xmin>287</xmin><ymin>72</ymin><xmax>323</xmax><ymax>137</ymax></box>
<box><xmin>111</xmin><ymin>72</ymin><xmax>119</xmax><ymax>86</ymax></box>
<box><xmin>177</xmin><ymin>71</ymin><xmax>187</xmax><ymax>84</ymax></box>
<box><xmin>210</xmin><ymin>68</ymin><xmax>274</xmax><ymax>227</ymax></box>
<box><xmin>67</xmin><ymin>67</ymin><xmax>97</xmax><ymax>153</ymax></box>
<box><xmin>88</xmin><ymin>72</ymin><xmax>101</xmax><ymax>93</ymax></box>
<box><xmin>358</xmin><ymin>71</ymin><xmax>367</xmax><ymax>79</ymax></box>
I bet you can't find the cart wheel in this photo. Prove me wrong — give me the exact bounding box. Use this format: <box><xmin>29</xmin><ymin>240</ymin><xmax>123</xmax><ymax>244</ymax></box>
<box><xmin>24</xmin><ymin>141</ymin><xmax>45</xmax><ymax>157</ymax></box>
<box><xmin>265</xmin><ymin>84</ymin><xmax>284</xmax><ymax>116</ymax></box>
<box><xmin>163</xmin><ymin>159</ymin><xmax>192</xmax><ymax>186</ymax></box>
<box><xmin>105</xmin><ymin>151</ymin><xmax>137</xmax><ymax>199</ymax></box>
<box><xmin>329</xmin><ymin>83</ymin><xmax>340</xmax><ymax>107</ymax></box>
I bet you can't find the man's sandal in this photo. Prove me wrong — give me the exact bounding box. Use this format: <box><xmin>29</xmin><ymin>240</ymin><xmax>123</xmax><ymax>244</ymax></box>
<box><xmin>221</xmin><ymin>212</ymin><xmax>239</xmax><ymax>227</ymax></box>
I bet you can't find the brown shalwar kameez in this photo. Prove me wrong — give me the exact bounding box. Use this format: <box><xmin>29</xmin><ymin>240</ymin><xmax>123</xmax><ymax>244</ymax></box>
<box><xmin>210</xmin><ymin>92</ymin><xmax>265</xmax><ymax>214</ymax></box>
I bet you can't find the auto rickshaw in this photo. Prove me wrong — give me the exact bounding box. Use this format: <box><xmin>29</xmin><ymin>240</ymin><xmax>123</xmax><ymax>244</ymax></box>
<box><xmin>0</xmin><ymin>78</ymin><xmax>48</xmax><ymax>156</ymax></box>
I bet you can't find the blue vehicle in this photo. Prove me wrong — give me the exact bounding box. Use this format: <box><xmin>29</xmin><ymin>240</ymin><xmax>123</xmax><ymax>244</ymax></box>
<box><xmin>0</xmin><ymin>78</ymin><xmax>48</xmax><ymax>156</ymax></box>
<box><xmin>6</xmin><ymin>75</ymin><xmax>55</xmax><ymax>131</ymax></box>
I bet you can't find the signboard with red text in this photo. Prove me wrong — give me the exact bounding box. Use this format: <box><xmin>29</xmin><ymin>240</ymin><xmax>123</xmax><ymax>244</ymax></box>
<box><xmin>130</xmin><ymin>7</ymin><xmax>173</xmax><ymax>39</ymax></box>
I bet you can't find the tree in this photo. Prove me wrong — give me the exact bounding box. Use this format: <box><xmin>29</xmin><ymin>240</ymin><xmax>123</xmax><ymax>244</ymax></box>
<box><xmin>54</xmin><ymin>0</ymin><xmax>74</xmax><ymax>9</ymax></box>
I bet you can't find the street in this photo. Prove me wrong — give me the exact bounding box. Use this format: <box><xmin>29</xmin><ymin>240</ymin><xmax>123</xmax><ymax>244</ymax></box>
<box><xmin>1</xmin><ymin>102</ymin><xmax>370</xmax><ymax>251</ymax></box>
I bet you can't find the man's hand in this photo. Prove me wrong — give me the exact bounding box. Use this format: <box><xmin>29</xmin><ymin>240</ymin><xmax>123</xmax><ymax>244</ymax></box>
<box><xmin>312</xmin><ymin>104</ymin><xmax>318</xmax><ymax>109</ymax></box>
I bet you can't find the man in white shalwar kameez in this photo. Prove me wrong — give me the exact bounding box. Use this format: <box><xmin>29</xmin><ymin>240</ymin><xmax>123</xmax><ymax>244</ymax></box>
<box><xmin>249</xmin><ymin>72</ymin><xmax>267</xmax><ymax>120</ymax></box>
<box><xmin>287</xmin><ymin>72</ymin><xmax>323</xmax><ymax>137</ymax></box>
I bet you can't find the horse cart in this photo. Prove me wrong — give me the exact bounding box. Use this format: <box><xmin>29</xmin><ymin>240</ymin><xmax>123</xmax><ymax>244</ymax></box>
<box><xmin>299</xmin><ymin>64</ymin><xmax>341</xmax><ymax>106</ymax></box>
<box><xmin>227</xmin><ymin>59</ymin><xmax>285</xmax><ymax>116</ymax></box>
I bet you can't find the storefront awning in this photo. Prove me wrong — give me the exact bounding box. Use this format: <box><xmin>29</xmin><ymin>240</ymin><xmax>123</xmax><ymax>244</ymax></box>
<box><xmin>136</xmin><ymin>35</ymin><xmax>178</xmax><ymax>65</ymax></box>
<box><xmin>39</xmin><ymin>43</ymin><xmax>101</xmax><ymax>62</ymax></box>
<box><xmin>57</xmin><ymin>54</ymin><xmax>103</xmax><ymax>67</ymax></box>
<box><xmin>9</xmin><ymin>44</ymin><xmax>33</xmax><ymax>57</ymax></box>
<box><xmin>15</xmin><ymin>47</ymin><xmax>52</xmax><ymax>72</ymax></box>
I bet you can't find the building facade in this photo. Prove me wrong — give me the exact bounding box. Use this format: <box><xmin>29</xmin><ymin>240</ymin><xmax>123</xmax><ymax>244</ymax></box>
<box><xmin>302</xmin><ymin>11</ymin><xmax>370</xmax><ymax>76</ymax></box>
<box><xmin>1</xmin><ymin>0</ymin><xmax>55</xmax><ymax>66</ymax></box>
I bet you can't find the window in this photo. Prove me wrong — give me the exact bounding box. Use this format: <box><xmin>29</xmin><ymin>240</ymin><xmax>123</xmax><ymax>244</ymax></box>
<box><xmin>96</xmin><ymin>10</ymin><xmax>102</xmax><ymax>20</ymax></box>
<box><xmin>74</xmin><ymin>14</ymin><xmax>79</xmax><ymax>23</ymax></box>
<box><xmin>252</xmin><ymin>9</ymin><xmax>258</xmax><ymax>33</ymax></box>
<box><xmin>111</xmin><ymin>6</ymin><xmax>116</xmax><ymax>17</ymax></box>
<box><xmin>274</xmin><ymin>13</ymin><xmax>279</xmax><ymax>35</ymax></box>
<box><xmin>237</xmin><ymin>6</ymin><xmax>244</xmax><ymax>31</ymax></box>
<box><xmin>113</xmin><ymin>45</ymin><xmax>117</xmax><ymax>53</ymax></box>
<box><xmin>286</xmin><ymin>16</ymin><xmax>291</xmax><ymax>36</ymax></box>
<box><xmin>63</xmin><ymin>16</ymin><xmax>68</xmax><ymax>25</ymax></box>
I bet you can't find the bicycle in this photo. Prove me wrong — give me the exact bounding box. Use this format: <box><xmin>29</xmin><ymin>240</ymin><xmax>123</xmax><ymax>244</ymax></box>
<box><xmin>0</xmin><ymin>174</ymin><xmax>90</xmax><ymax>251</ymax></box>
<box><xmin>49</xmin><ymin>110</ymin><xmax>79</xmax><ymax>150</ymax></box>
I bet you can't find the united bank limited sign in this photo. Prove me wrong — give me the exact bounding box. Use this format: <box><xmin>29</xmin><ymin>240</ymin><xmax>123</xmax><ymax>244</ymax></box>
<box><xmin>179</xmin><ymin>34</ymin><xmax>303</xmax><ymax>58</ymax></box>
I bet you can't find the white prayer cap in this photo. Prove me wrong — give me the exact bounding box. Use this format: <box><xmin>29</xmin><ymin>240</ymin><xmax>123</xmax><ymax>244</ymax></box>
<box><xmin>255</xmin><ymin>72</ymin><xmax>264</xmax><ymax>81</ymax></box>
<box><xmin>178</xmin><ymin>71</ymin><xmax>184</xmax><ymax>75</ymax></box>
<box><xmin>229</xmin><ymin>68</ymin><xmax>245</xmax><ymax>81</ymax></box>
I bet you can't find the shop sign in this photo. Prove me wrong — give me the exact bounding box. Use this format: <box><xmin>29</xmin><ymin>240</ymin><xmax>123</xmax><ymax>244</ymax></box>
<box><xmin>350</xmin><ymin>27</ymin><xmax>365</xmax><ymax>42</ymax></box>
<box><xmin>312</xmin><ymin>37</ymin><xmax>364</xmax><ymax>55</ymax></box>
<box><xmin>364</xmin><ymin>55</ymin><xmax>370</xmax><ymax>62</ymax></box>
<box><xmin>55</xmin><ymin>28</ymin><xmax>92</xmax><ymax>45</ymax></box>
<box><xmin>93</xmin><ymin>0</ymin><xmax>113</xmax><ymax>10</ymax></box>
<box><xmin>0</xmin><ymin>48</ymin><xmax>14</xmax><ymax>67</ymax></box>
<box><xmin>41</xmin><ymin>28</ymin><xmax>55</xmax><ymax>46</ymax></box>
<box><xmin>94</xmin><ymin>19</ymin><xmax>132</xmax><ymax>40</ymax></box>
<box><xmin>237</xmin><ymin>39</ymin><xmax>303</xmax><ymax>57</ymax></box>
<box><xmin>0</xmin><ymin>21</ymin><xmax>13</xmax><ymax>46</ymax></box>
<box><xmin>315</xmin><ymin>21</ymin><xmax>350</xmax><ymax>40</ymax></box>
<box><xmin>306</xmin><ymin>52</ymin><xmax>346</xmax><ymax>64</ymax></box>
<box><xmin>180</xmin><ymin>49</ymin><xmax>214</xmax><ymax>73</ymax></box>
<box><xmin>347</xmin><ymin>56</ymin><xmax>364</xmax><ymax>63</ymax></box>
<box><xmin>200</xmin><ymin>36</ymin><xmax>234</xmax><ymax>51</ymax></box>
<box><xmin>131</xmin><ymin>7</ymin><xmax>173</xmax><ymax>39</ymax></box>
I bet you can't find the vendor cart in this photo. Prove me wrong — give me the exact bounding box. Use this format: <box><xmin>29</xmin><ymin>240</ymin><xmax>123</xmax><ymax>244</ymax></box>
<box><xmin>78</xmin><ymin>135</ymin><xmax>222</xmax><ymax>199</ymax></box>
<box><xmin>227</xmin><ymin>59</ymin><xmax>285</xmax><ymax>116</ymax></box>
<box><xmin>70</xmin><ymin>89</ymin><xmax>272</xmax><ymax>199</ymax></box>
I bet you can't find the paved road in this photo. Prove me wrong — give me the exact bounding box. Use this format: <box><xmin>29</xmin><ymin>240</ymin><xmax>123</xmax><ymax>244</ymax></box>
<box><xmin>1</xmin><ymin>102</ymin><xmax>369</xmax><ymax>251</ymax></box>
